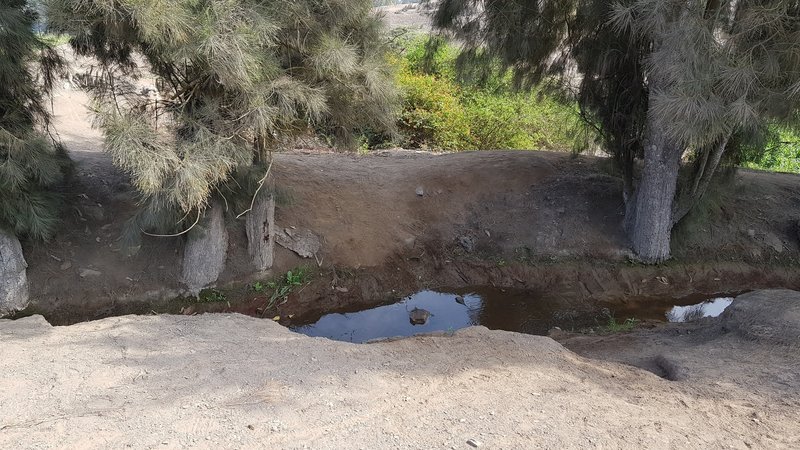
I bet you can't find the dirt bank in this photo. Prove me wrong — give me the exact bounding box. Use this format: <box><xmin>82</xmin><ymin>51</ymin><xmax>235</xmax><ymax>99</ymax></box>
<box><xmin>13</xmin><ymin>48</ymin><xmax>800</xmax><ymax>324</ymax></box>
<box><xmin>20</xmin><ymin>146</ymin><xmax>800</xmax><ymax>324</ymax></box>
<box><xmin>2</xmin><ymin>289</ymin><xmax>799</xmax><ymax>449</ymax></box>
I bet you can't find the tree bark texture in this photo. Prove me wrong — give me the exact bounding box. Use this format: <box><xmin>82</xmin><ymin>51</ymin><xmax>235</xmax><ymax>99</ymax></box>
<box><xmin>628</xmin><ymin>118</ymin><xmax>683</xmax><ymax>263</ymax></box>
<box><xmin>245</xmin><ymin>190</ymin><xmax>275</xmax><ymax>272</ymax></box>
<box><xmin>181</xmin><ymin>201</ymin><xmax>229</xmax><ymax>296</ymax></box>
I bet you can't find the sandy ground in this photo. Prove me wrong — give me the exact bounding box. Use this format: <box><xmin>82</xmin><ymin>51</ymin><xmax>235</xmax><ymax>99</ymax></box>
<box><xmin>2</xmin><ymin>291</ymin><xmax>800</xmax><ymax>449</ymax></box>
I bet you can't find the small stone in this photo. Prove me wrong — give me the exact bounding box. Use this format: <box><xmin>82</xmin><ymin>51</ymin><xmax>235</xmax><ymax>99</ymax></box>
<box><xmin>415</xmin><ymin>186</ymin><xmax>424</xmax><ymax>196</ymax></box>
<box><xmin>247</xmin><ymin>425</ymin><xmax>255</xmax><ymax>430</ymax></box>
<box><xmin>78</xmin><ymin>268</ymin><xmax>101</xmax><ymax>278</ymax></box>
<box><xmin>409</xmin><ymin>308</ymin><xmax>431</xmax><ymax>325</ymax></box>
<box><xmin>466</xmin><ymin>439</ymin><xmax>481</xmax><ymax>448</ymax></box>
<box><xmin>747</xmin><ymin>229</ymin><xmax>756</xmax><ymax>237</ymax></box>
<box><xmin>60</xmin><ymin>261</ymin><xmax>72</xmax><ymax>271</ymax></box>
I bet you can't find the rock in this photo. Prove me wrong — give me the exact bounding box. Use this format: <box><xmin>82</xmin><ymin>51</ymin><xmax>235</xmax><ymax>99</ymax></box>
<box><xmin>245</xmin><ymin>190</ymin><xmax>276</xmax><ymax>271</ymax></box>
<box><xmin>457</xmin><ymin>236</ymin><xmax>476</xmax><ymax>253</ymax></box>
<box><xmin>60</xmin><ymin>261</ymin><xmax>72</xmax><ymax>271</ymax></box>
<box><xmin>466</xmin><ymin>439</ymin><xmax>481</xmax><ymax>448</ymax></box>
<box><xmin>455</xmin><ymin>295</ymin><xmax>466</xmax><ymax>305</ymax></box>
<box><xmin>415</xmin><ymin>186</ymin><xmax>424</xmax><ymax>196</ymax></box>
<box><xmin>78</xmin><ymin>268</ymin><xmax>102</xmax><ymax>278</ymax></box>
<box><xmin>409</xmin><ymin>307</ymin><xmax>431</xmax><ymax>325</ymax></box>
<box><xmin>747</xmin><ymin>229</ymin><xmax>756</xmax><ymax>238</ymax></box>
<box><xmin>276</xmin><ymin>227</ymin><xmax>321</xmax><ymax>258</ymax></box>
<box><xmin>181</xmin><ymin>202</ymin><xmax>229</xmax><ymax>296</ymax></box>
<box><xmin>720</xmin><ymin>289</ymin><xmax>800</xmax><ymax>346</ymax></box>
<box><xmin>0</xmin><ymin>230</ymin><xmax>29</xmax><ymax>316</ymax></box>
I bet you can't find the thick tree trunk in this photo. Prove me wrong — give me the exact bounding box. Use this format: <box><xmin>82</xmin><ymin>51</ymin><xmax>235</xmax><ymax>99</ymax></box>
<box><xmin>628</xmin><ymin>123</ymin><xmax>683</xmax><ymax>263</ymax></box>
<box><xmin>181</xmin><ymin>201</ymin><xmax>228</xmax><ymax>296</ymax></box>
<box><xmin>245</xmin><ymin>190</ymin><xmax>275</xmax><ymax>272</ymax></box>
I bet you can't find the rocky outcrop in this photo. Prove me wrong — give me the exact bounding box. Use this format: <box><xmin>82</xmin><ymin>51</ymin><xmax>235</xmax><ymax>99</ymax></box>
<box><xmin>276</xmin><ymin>227</ymin><xmax>321</xmax><ymax>258</ymax></box>
<box><xmin>721</xmin><ymin>289</ymin><xmax>800</xmax><ymax>346</ymax></box>
<box><xmin>0</xmin><ymin>230</ymin><xmax>29</xmax><ymax>316</ymax></box>
<box><xmin>245</xmin><ymin>191</ymin><xmax>276</xmax><ymax>272</ymax></box>
<box><xmin>181</xmin><ymin>202</ymin><xmax>228</xmax><ymax>296</ymax></box>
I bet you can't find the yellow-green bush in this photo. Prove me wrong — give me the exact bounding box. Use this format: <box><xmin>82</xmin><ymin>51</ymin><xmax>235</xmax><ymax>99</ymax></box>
<box><xmin>396</xmin><ymin>69</ymin><xmax>470</xmax><ymax>150</ymax></box>
<box><xmin>390</xmin><ymin>35</ymin><xmax>591</xmax><ymax>152</ymax></box>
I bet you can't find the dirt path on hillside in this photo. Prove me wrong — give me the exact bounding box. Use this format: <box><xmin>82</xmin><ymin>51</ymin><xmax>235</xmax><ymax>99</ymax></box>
<box><xmin>2</xmin><ymin>290</ymin><xmax>800</xmax><ymax>449</ymax></box>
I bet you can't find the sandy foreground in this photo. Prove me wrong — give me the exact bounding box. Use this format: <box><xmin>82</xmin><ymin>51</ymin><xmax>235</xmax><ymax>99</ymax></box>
<box><xmin>2</xmin><ymin>298</ymin><xmax>799</xmax><ymax>449</ymax></box>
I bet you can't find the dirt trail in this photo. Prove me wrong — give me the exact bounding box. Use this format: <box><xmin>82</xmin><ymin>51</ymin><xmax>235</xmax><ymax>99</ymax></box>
<box><xmin>2</xmin><ymin>291</ymin><xmax>799</xmax><ymax>449</ymax></box>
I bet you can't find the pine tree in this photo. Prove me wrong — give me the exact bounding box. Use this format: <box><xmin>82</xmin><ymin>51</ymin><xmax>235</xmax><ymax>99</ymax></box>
<box><xmin>432</xmin><ymin>0</ymin><xmax>800</xmax><ymax>263</ymax></box>
<box><xmin>45</xmin><ymin>0</ymin><xmax>396</xmax><ymax>245</ymax></box>
<box><xmin>0</xmin><ymin>0</ymin><xmax>70</xmax><ymax>240</ymax></box>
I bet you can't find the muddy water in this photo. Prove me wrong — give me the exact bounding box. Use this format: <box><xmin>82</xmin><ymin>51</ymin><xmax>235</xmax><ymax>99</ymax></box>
<box><xmin>291</xmin><ymin>288</ymin><xmax>737</xmax><ymax>343</ymax></box>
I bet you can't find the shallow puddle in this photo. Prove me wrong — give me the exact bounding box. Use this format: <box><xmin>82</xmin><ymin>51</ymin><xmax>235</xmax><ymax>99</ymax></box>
<box><xmin>293</xmin><ymin>287</ymin><xmax>596</xmax><ymax>343</ymax></box>
<box><xmin>291</xmin><ymin>288</ymin><xmax>738</xmax><ymax>343</ymax></box>
<box><xmin>666</xmin><ymin>297</ymin><xmax>733</xmax><ymax>322</ymax></box>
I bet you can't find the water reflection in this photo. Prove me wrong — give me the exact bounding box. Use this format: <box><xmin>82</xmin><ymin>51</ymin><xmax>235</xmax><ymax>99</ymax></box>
<box><xmin>291</xmin><ymin>289</ymin><xmax>739</xmax><ymax>343</ymax></box>
<box><xmin>291</xmin><ymin>288</ymin><xmax>589</xmax><ymax>343</ymax></box>
<box><xmin>666</xmin><ymin>297</ymin><xmax>733</xmax><ymax>323</ymax></box>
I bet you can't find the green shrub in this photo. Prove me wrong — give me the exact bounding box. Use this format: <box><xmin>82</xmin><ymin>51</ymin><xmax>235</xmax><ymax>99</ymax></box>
<box><xmin>739</xmin><ymin>126</ymin><xmax>800</xmax><ymax>173</ymax></box>
<box><xmin>396</xmin><ymin>69</ymin><xmax>471</xmax><ymax>150</ymax></box>
<box><xmin>389</xmin><ymin>35</ymin><xmax>593</xmax><ymax>152</ymax></box>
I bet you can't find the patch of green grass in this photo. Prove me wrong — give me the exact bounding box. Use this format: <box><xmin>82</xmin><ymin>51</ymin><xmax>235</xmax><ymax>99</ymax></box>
<box><xmin>256</xmin><ymin>267</ymin><xmax>313</xmax><ymax>312</ymax></box>
<box><xmin>599</xmin><ymin>317</ymin><xmax>639</xmax><ymax>333</ymax></box>
<box><xmin>197</xmin><ymin>289</ymin><xmax>226</xmax><ymax>303</ymax></box>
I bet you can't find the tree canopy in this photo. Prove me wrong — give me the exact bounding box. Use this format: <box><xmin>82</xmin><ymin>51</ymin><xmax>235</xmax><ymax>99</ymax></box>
<box><xmin>46</xmin><ymin>0</ymin><xmax>397</xmax><ymax>243</ymax></box>
<box><xmin>0</xmin><ymin>0</ymin><xmax>70</xmax><ymax>240</ymax></box>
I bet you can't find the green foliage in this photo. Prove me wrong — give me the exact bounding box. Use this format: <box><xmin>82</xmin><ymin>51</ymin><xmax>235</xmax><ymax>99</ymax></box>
<box><xmin>396</xmin><ymin>69</ymin><xmax>470</xmax><ymax>150</ymax></box>
<box><xmin>739</xmin><ymin>126</ymin><xmax>800</xmax><ymax>174</ymax></box>
<box><xmin>392</xmin><ymin>36</ymin><xmax>589</xmax><ymax>151</ymax></box>
<box><xmin>601</xmin><ymin>317</ymin><xmax>638</xmax><ymax>333</ymax></box>
<box><xmin>198</xmin><ymin>289</ymin><xmax>226</xmax><ymax>303</ymax></box>
<box><xmin>255</xmin><ymin>266</ymin><xmax>311</xmax><ymax>310</ymax></box>
<box><xmin>46</xmin><ymin>0</ymin><xmax>396</xmax><ymax>243</ymax></box>
<box><xmin>0</xmin><ymin>1</ymin><xmax>70</xmax><ymax>240</ymax></box>
<box><xmin>251</xmin><ymin>281</ymin><xmax>266</xmax><ymax>293</ymax></box>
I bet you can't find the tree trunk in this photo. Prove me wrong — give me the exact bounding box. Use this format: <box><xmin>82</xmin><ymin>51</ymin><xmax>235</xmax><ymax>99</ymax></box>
<box><xmin>181</xmin><ymin>201</ymin><xmax>228</xmax><ymax>296</ymax></box>
<box><xmin>671</xmin><ymin>135</ymin><xmax>730</xmax><ymax>226</ymax></box>
<box><xmin>245</xmin><ymin>190</ymin><xmax>275</xmax><ymax>272</ymax></box>
<box><xmin>628</xmin><ymin>121</ymin><xmax>683</xmax><ymax>263</ymax></box>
